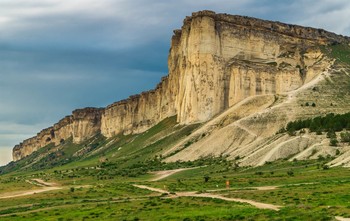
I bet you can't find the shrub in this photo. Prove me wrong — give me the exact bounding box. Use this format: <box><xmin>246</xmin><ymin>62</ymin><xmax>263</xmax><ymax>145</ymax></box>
<box><xmin>316</xmin><ymin>129</ymin><xmax>322</xmax><ymax>135</ymax></box>
<box><xmin>322</xmin><ymin>165</ymin><xmax>330</xmax><ymax>170</ymax></box>
<box><xmin>336</xmin><ymin>149</ymin><xmax>341</xmax><ymax>155</ymax></box>
<box><xmin>287</xmin><ymin>170</ymin><xmax>294</xmax><ymax>176</ymax></box>
<box><xmin>340</xmin><ymin>132</ymin><xmax>350</xmax><ymax>143</ymax></box>
<box><xmin>327</xmin><ymin>130</ymin><xmax>336</xmax><ymax>139</ymax></box>
<box><xmin>204</xmin><ymin>175</ymin><xmax>210</xmax><ymax>183</ymax></box>
<box><xmin>330</xmin><ymin>138</ymin><xmax>338</xmax><ymax>146</ymax></box>
<box><xmin>288</xmin><ymin>128</ymin><xmax>296</xmax><ymax>136</ymax></box>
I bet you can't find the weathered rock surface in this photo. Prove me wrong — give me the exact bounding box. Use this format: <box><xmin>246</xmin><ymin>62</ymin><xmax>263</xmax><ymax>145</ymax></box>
<box><xmin>13</xmin><ymin>108</ymin><xmax>103</xmax><ymax>161</ymax></box>
<box><xmin>12</xmin><ymin>10</ymin><xmax>350</xmax><ymax>161</ymax></box>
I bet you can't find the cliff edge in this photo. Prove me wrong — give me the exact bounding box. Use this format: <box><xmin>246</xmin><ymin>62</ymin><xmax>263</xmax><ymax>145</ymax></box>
<box><xmin>12</xmin><ymin>10</ymin><xmax>350</xmax><ymax>161</ymax></box>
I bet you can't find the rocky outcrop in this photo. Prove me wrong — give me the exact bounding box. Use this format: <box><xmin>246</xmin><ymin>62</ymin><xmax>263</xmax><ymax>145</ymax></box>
<box><xmin>12</xmin><ymin>10</ymin><xmax>350</xmax><ymax>161</ymax></box>
<box><xmin>100</xmin><ymin>76</ymin><xmax>177</xmax><ymax>137</ymax></box>
<box><xmin>12</xmin><ymin>108</ymin><xmax>103</xmax><ymax>161</ymax></box>
<box><xmin>171</xmin><ymin>10</ymin><xmax>345</xmax><ymax>123</ymax></box>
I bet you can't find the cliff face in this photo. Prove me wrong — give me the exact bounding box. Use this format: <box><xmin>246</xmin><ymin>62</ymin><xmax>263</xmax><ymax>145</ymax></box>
<box><xmin>12</xmin><ymin>10</ymin><xmax>349</xmax><ymax>161</ymax></box>
<box><xmin>13</xmin><ymin>108</ymin><xmax>103</xmax><ymax>161</ymax></box>
<box><xmin>100</xmin><ymin>76</ymin><xmax>177</xmax><ymax>137</ymax></box>
<box><xmin>171</xmin><ymin>11</ymin><xmax>343</xmax><ymax>123</ymax></box>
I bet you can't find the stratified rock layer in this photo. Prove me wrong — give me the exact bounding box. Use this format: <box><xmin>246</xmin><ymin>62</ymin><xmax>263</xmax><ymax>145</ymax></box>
<box><xmin>13</xmin><ymin>108</ymin><xmax>103</xmax><ymax>161</ymax></box>
<box><xmin>13</xmin><ymin>11</ymin><xmax>349</xmax><ymax>161</ymax></box>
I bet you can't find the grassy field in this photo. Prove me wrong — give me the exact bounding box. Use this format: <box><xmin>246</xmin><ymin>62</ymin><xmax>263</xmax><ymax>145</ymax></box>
<box><xmin>0</xmin><ymin>157</ymin><xmax>350</xmax><ymax>220</ymax></box>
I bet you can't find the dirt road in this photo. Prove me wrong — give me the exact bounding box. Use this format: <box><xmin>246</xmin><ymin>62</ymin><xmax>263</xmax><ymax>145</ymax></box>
<box><xmin>133</xmin><ymin>184</ymin><xmax>281</xmax><ymax>211</ymax></box>
<box><xmin>335</xmin><ymin>216</ymin><xmax>350</xmax><ymax>221</ymax></box>
<box><xmin>0</xmin><ymin>179</ymin><xmax>61</xmax><ymax>199</ymax></box>
<box><xmin>150</xmin><ymin>166</ymin><xmax>204</xmax><ymax>181</ymax></box>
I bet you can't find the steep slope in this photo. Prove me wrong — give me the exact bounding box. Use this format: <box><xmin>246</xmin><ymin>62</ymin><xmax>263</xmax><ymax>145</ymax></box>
<box><xmin>163</xmin><ymin>45</ymin><xmax>350</xmax><ymax>166</ymax></box>
<box><xmin>11</xmin><ymin>10</ymin><xmax>350</xmax><ymax>165</ymax></box>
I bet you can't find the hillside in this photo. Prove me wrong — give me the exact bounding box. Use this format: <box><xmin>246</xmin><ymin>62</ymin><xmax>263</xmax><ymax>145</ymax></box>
<box><xmin>5</xmin><ymin>10</ymin><xmax>350</xmax><ymax>173</ymax></box>
<box><xmin>1</xmin><ymin>11</ymin><xmax>350</xmax><ymax>221</ymax></box>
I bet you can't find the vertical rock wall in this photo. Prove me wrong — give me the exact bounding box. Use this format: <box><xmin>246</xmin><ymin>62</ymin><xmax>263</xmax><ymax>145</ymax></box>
<box><xmin>12</xmin><ymin>11</ymin><xmax>349</xmax><ymax>161</ymax></box>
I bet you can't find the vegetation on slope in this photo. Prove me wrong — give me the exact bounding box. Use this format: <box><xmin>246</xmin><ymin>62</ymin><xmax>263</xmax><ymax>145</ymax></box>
<box><xmin>0</xmin><ymin>116</ymin><xmax>201</xmax><ymax>176</ymax></box>
<box><xmin>1</xmin><ymin>157</ymin><xmax>350</xmax><ymax>220</ymax></box>
<box><xmin>284</xmin><ymin>112</ymin><xmax>350</xmax><ymax>133</ymax></box>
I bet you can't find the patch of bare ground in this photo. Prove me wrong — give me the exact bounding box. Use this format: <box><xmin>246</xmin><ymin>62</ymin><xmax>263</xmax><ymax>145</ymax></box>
<box><xmin>150</xmin><ymin>166</ymin><xmax>205</xmax><ymax>181</ymax></box>
<box><xmin>0</xmin><ymin>179</ymin><xmax>61</xmax><ymax>199</ymax></box>
<box><xmin>133</xmin><ymin>184</ymin><xmax>281</xmax><ymax>211</ymax></box>
<box><xmin>335</xmin><ymin>216</ymin><xmax>350</xmax><ymax>221</ymax></box>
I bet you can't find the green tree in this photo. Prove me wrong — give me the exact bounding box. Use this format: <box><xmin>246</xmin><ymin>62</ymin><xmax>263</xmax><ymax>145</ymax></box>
<box><xmin>340</xmin><ymin>132</ymin><xmax>350</xmax><ymax>143</ymax></box>
<box><xmin>327</xmin><ymin>130</ymin><xmax>336</xmax><ymax>139</ymax></box>
<box><xmin>330</xmin><ymin>138</ymin><xmax>338</xmax><ymax>147</ymax></box>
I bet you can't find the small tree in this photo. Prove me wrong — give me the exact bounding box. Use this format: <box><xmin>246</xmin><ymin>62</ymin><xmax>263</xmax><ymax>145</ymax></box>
<box><xmin>336</xmin><ymin>149</ymin><xmax>341</xmax><ymax>155</ymax></box>
<box><xmin>327</xmin><ymin>130</ymin><xmax>336</xmax><ymax>139</ymax></box>
<box><xmin>204</xmin><ymin>175</ymin><xmax>210</xmax><ymax>183</ymax></box>
<box><xmin>287</xmin><ymin>128</ymin><xmax>296</xmax><ymax>136</ymax></box>
<box><xmin>340</xmin><ymin>132</ymin><xmax>350</xmax><ymax>143</ymax></box>
<box><xmin>316</xmin><ymin>128</ymin><xmax>322</xmax><ymax>135</ymax></box>
<box><xmin>330</xmin><ymin>138</ymin><xmax>338</xmax><ymax>147</ymax></box>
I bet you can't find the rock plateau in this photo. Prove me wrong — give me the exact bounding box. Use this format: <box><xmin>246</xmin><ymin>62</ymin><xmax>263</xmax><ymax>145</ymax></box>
<box><xmin>13</xmin><ymin>11</ymin><xmax>350</xmax><ymax>163</ymax></box>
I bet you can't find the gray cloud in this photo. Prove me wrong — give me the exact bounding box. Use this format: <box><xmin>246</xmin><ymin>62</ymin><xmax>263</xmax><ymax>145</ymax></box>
<box><xmin>0</xmin><ymin>0</ymin><xmax>349</xmax><ymax>166</ymax></box>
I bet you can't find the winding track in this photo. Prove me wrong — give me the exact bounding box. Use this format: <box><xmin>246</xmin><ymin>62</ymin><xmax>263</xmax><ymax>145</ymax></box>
<box><xmin>0</xmin><ymin>179</ymin><xmax>62</xmax><ymax>199</ymax></box>
<box><xmin>133</xmin><ymin>184</ymin><xmax>281</xmax><ymax>211</ymax></box>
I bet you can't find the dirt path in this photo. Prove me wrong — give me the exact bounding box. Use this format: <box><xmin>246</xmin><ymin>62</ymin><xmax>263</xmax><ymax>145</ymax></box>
<box><xmin>257</xmin><ymin>136</ymin><xmax>301</xmax><ymax>166</ymax></box>
<box><xmin>0</xmin><ymin>186</ymin><xmax>62</xmax><ymax>199</ymax></box>
<box><xmin>0</xmin><ymin>179</ymin><xmax>62</xmax><ymax>200</ymax></box>
<box><xmin>335</xmin><ymin>216</ymin><xmax>350</xmax><ymax>221</ymax></box>
<box><xmin>133</xmin><ymin>184</ymin><xmax>281</xmax><ymax>211</ymax></box>
<box><xmin>206</xmin><ymin>186</ymin><xmax>278</xmax><ymax>192</ymax></box>
<box><xmin>133</xmin><ymin>185</ymin><xmax>170</xmax><ymax>194</ymax></box>
<box><xmin>32</xmin><ymin>179</ymin><xmax>57</xmax><ymax>187</ymax></box>
<box><xmin>182</xmin><ymin>192</ymin><xmax>281</xmax><ymax>211</ymax></box>
<box><xmin>232</xmin><ymin>122</ymin><xmax>259</xmax><ymax>138</ymax></box>
<box><xmin>150</xmin><ymin>167</ymin><xmax>204</xmax><ymax>181</ymax></box>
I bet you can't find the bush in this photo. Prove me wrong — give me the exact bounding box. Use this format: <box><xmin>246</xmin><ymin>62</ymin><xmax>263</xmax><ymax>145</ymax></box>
<box><xmin>287</xmin><ymin>170</ymin><xmax>294</xmax><ymax>176</ymax></box>
<box><xmin>288</xmin><ymin>128</ymin><xmax>296</xmax><ymax>136</ymax></box>
<box><xmin>204</xmin><ymin>175</ymin><xmax>210</xmax><ymax>183</ymax></box>
<box><xmin>283</xmin><ymin>112</ymin><xmax>350</xmax><ymax>135</ymax></box>
<box><xmin>330</xmin><ymin>138</ymin><xmax>338</xmax><ymax>146</ymax></box>
<box><xmin>327</xmin><ymin>130</ymin><xmax>336</xmax><ymax>139</ymax></box>
<box><xmin>316</xmin><ymin>129</ymin><xmax>322</xmax><ymax>135</ymax></box>
<box><xmin>336</xmin><ymin>149</ymin><xmax>341</xmax><ymax>155</ymax></box>
<box><xmin>340</xmin><ymin>132</ymin><xmax>350</xmax><ymax>143</ymax></box>
<box><xmin>322</xmin><ymin>165</ymin><xmax>330</xmax><ymax>170</ymax></box>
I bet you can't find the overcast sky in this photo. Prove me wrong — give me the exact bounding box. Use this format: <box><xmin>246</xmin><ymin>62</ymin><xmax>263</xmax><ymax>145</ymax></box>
<box><xmin>0</xmin><ymin>0</ymin><xmax>349</xmax><ymax>166</ymax></box>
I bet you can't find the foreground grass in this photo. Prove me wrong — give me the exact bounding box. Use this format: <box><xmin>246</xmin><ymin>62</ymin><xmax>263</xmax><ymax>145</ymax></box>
<box><xmin>0</xmin><ymin>158</ymin><xmax>350</xmax><ymax>220</ymax></box>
